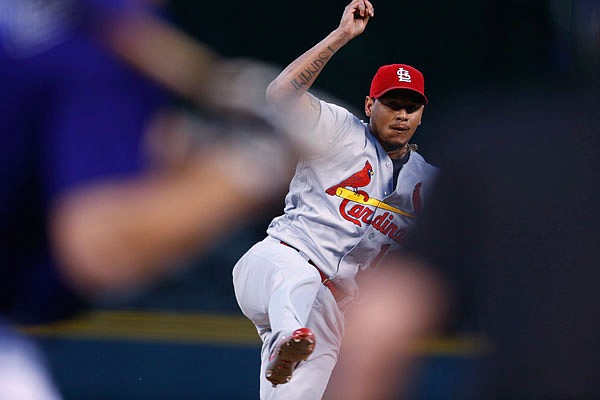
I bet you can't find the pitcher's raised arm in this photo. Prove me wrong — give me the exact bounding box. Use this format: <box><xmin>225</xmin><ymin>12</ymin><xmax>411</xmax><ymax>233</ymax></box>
<box><xmin>265</xmin><ymin>0</ymin><xmax>374</xmax><ymax>128</ymax></box>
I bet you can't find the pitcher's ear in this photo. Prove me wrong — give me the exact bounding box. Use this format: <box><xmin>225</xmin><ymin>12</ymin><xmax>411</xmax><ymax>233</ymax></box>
<box><xmin>365</xmin><ymin>96</ymin><xmax>374</xmax><ymax>117</ymax></box>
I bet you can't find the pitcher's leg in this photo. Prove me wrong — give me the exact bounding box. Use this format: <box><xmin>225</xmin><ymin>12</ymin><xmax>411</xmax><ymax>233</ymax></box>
<box><xmin>233</xmin><ymin>237</ymin><xmax>327</xmax><ymax>399</ymax></box>
<box><xmin>260</xmin><ymin>286</ymin><xmax>344</xmax><ymax>400</ymax></box>
<box><xmin>233</xmin><ymin>237</ymin><xmax>320</xmax><ymax>330</ymax></box>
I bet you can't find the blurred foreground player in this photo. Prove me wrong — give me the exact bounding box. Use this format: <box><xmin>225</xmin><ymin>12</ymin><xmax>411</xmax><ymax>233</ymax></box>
<box><xmin>328</xmin><ymin>83</ymin><xmax>600</xmax><ymax>400</ymax></box>
<box><xmin>0</xmin><ymin>0</ymin><xmax>289</xmax><ymax>324</ymax></box>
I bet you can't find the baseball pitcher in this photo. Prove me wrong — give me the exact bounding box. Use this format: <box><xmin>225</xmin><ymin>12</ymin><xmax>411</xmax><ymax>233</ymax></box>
<box><xmin>232</xmin><ymin>1</ymin><xmax>438</xmax><ymax>398</ymax></box>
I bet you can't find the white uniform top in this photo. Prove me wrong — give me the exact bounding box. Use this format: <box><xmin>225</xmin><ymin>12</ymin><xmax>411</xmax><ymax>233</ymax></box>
<box><xmin>267</xmin><ymin>100</ymin><xmax>438</xmax><ymax>298</ymax></box>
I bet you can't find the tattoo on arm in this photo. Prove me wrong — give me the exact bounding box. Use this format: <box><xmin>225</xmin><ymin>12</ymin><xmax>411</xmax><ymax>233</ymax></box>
<box><xmin>289</xmin><ymin>47</ymin><xmax>336</xmax><ymax>90</ymax></box>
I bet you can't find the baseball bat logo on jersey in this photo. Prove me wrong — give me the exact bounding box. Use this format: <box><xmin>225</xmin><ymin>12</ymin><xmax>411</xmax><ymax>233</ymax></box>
<box><xmin>325</xmin><ymin>159</ymin><xmax>422</xmax><ymax>244</ymax></box>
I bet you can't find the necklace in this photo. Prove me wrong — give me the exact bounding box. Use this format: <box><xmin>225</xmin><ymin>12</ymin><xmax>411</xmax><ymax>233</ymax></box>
<box><xmin>387</xmin><ymin>143</ymin><xmax>418</xmax><ymax>158</ymax></box>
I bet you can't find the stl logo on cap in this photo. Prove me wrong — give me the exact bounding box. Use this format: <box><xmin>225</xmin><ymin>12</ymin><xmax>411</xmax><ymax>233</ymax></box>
<box><xmin>397</xmin><ymin>67</ymin><xmax>412</xmax><ymax>83</ymax></box>
<box><xmin>369</xmin><ymin>63</ymin><xmax>428</xmax><ymax>104</ymax></box>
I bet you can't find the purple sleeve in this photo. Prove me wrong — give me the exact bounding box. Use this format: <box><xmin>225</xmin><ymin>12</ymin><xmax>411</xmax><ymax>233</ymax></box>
<box><xmin>80</xmin><ymin>0</ymin><xmax>140</xmax><ymax>16</ymax></box>
<box><xmin>40</xmin><ymin>35</ymin><xmax>170</xmax><ymax>201</ymax></box>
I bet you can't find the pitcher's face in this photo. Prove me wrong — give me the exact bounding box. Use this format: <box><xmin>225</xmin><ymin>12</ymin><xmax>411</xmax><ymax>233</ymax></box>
<box><xmin>366</xmin><ymin>89</ymin><xmax>424</xmax><ymax>151</ymax></box>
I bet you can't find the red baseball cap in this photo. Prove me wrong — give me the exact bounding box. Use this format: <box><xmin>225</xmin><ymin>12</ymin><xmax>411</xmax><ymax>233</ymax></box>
<box><xmin>369</xmin><ymin>64</ymin><xmax>428</xmax><ymax>104</ymax></box>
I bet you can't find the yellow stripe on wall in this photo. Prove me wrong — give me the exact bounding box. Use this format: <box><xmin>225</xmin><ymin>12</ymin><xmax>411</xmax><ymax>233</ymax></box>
<box><xmin>19</xmin><ymin>310</ymin><xmax>490</xmax><ymax>356</ymax></box>
<box><xmin>20</xmin><ymin>310</ymin><xmax>261</xmax><ymax>346</ymax></box>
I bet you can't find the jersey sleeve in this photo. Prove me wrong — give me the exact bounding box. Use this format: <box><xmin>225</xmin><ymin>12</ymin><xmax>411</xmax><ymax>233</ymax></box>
<box><xmin>303</xmin><ymin>100</ymin><xmax>366</xmax><ymax>158</ymax></box>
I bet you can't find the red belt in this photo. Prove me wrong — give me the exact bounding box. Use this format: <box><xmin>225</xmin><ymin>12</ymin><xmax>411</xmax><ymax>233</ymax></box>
<box><xmin>279</xmin><ymin>241</ymin><xmax>343</xmax><ymax>301</ymax></box>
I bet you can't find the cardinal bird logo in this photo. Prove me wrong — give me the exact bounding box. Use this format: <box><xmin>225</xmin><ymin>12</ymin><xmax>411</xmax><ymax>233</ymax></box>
<box><xmin>326</xmin><ymin>160</ymin><xmax>374</xmax><ymax>196</ymax></box>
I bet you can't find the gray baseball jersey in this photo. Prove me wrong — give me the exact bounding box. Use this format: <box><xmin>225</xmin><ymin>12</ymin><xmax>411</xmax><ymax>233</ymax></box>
<box><xmin>267</xmin><ymin>100</ymin><xmax>438</xmax><ymax>298</ymax></box>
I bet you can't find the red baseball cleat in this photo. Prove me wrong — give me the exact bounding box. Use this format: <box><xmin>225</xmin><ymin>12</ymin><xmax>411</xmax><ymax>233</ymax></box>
<box><xmin>265</xmin><ymin>328</ymin><xmax>316</xmax><ymax>386</ymax></box>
